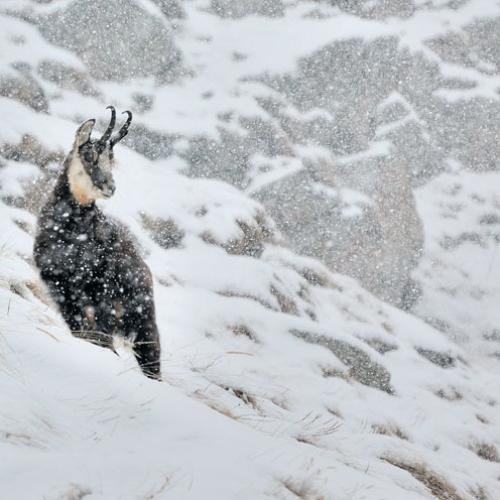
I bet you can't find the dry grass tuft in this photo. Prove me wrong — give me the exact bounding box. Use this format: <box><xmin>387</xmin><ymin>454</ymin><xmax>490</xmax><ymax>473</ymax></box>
<box><xmin>470</xmin><ymin>442</ymin><xmax>500</xmax><ymax>463</ymax></box>
<box><xmin>434</xmin><ymin>387</ymin><xmax>463</xmax><ymax>401</ymax></box>
<box><xmin>192</xmin><ymin>389</ymin><xmax>237</xmax><ymax>420</ymax></box>
<box><xmin>304</xmin><ymin>419</ymin><xmax>341</xmax><ymax>437</ymax></box>
<box><xmin>57</xmin><ymin>483</ymin><xmax>92</xmax><ymax>500</ymax></box>
<box><xmin>270</xmin><ymin>285</ymin><xmax>299</xmax><ymax>315</ymax></box>
<box><xmin>9</xmin><ymin>281</ymin><xmax>26</xmax><ymax>298</ymax></box>
<box><xmin>469</xmin><ymin>485</ymin><xmax>490</xmax><ymax>500</ymax></box>
<box><xmin>305</xmin><ymin>309</ymin><xmax>317</xmax><ymax>321</ymax></box>
<box><xmin>299</xmin><ymin>268</ymin><xmax>330</xmax><ymax>288</ymax></box>
<box><xmin>269</xmin><ymin>395</ymin><xmax>289</xmax><ymax>411</ymax></box>
<box><xmin>0</xmin><ymin>430</ymin><xmax>46</xmax><ymax>450</ymax></box>
<box><xmin>326</xmin><ymin>407</ymin><xmax>343</xmax><ymax>419</ymax></box>
<box><xmin>143</xmin><ymin>475</ymin><xmax>172</xmax><ymax>500</ymax></box>
<box><xmin>475</xmin><ymin>414</ymin><xmax>489</xmax><ymax>425</ymax></box>
<box><xmin>381</xmin><ymin>322</ymin><xmax>394</xmax><ymax>334</ymax></box>
<box><xmin>206</xmin><ymin>380</ymin><xmax>259</xmax><ymax>411</ymax></box>
<box><xmin>383</xmin><ymin>457</ymin><xmax>464</xmax><ymax>500</ymax></box>
<box><xmin>217</xmin><ymin>289</ymin><xmax>276</xmax><ymax>311</ymax></box>
<box><xmin>372</xmin><ymin>423</ymin><xmax>409</xmax><ymax>440</ymax></box>
<box><xmin>293</xmin><ymin>413</ymin><xmax>342</xmax><ymax>448</ymax></box>
<box><xmin>229</xmin><ymin>387</ymin><xmax>258</xmax><ymax>410</ymax></box>
<box><xmin>277</xmin><ymin>477</ymin><xmax>325</xmax><ymax>500</ymax></box>
<box><xmin>13</xmin><ymin>218</ymin><xmax>34</xmax><ymax>236</ymax></box>
<box><xmin>295</xmin><ymin>435</ymin><xmax>316</xmax><ymax>446</ymax></box>
<box><xmin>228</xmin><ymin>324</ymin><xmax>259</xmax><ymax>343</ymax></box>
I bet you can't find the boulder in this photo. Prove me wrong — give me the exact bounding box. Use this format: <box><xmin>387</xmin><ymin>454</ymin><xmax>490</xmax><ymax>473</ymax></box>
<box><xmin>39</xmin><ymin>0</ymin><xmax>182</xmax><ymax>82</ymax></box>
<box><xmin>211</xmin><ymin>0</ymin><xmax>284</xmax><ymax>18</ymax></box>
<box><xmin>0</xmin><ymin>64</ymin><xmax>48</xmax><ymax>112</ymax></box>
<box><xmin>37</xmin><ymin>59</ymin><xmax>100</xmax><ymax>97</ymax></box>
<box><xmin>291</xmin><ymin>330</ymin><xmax>394</xmax><ymax>393</ymax></box>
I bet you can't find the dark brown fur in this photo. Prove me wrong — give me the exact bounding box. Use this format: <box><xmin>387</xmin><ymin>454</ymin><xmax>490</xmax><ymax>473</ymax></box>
<box><xmin>33</xmin><ymin>117</ymin><xmax>161</xmax><ymax>379</ymax></box>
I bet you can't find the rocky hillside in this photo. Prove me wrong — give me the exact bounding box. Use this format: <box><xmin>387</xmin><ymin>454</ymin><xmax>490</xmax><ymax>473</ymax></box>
<box><xmin>1</xmin><ymin>1</ymin><xmax>500</xmax><ymax>498</ymax></box>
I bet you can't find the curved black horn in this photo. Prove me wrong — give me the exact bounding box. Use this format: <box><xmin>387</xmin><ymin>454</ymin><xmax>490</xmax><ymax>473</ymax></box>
<box><xmin>99</xmin><ymin>105</ymin><xmax>116</xmax><ymax>144</ymax></box>
<box><xmin>110</xmin><ymin>111</ymin><xmax>132</xmax><ymax>148</ymax></box>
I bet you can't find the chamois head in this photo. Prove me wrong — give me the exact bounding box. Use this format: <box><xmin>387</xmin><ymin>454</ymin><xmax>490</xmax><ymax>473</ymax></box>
<box><xmin>67</xmin><ymin>106</ymin><xmax>132</xmax><ymax>205</ymax></box>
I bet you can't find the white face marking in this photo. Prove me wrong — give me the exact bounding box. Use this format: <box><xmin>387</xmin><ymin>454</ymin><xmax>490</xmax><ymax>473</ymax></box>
<box><xmin>67</xmin><ymin>155</ymin><xmax>106</xmax><ymax>205</ymax></box>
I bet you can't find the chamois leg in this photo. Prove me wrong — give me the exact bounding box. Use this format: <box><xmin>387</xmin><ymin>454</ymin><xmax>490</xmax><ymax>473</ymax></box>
<box><xmin>42</xmin><ymin>277</ymin><xmax>88</xmax><ymax>332</ymax></box>
<box><xmin>46</xmin><ymin>278</ymin><xmax>115</xmax><ymax>350</ymax></box>
<box><xmin>62</xmin><ymin>300</ymin><xmax>115</xmax><ymax>350</ymax></box>
<box><xmin>86</xmin><ymin>298</ymin><xmax>119</xmax><ymax>350</ymax></box>
<box><xmin>123</xmin><ymin>302</ymin><xmax>161</xmax><ymax>380</ymax></box>
<box><xmin>134</xmin><ymin>322</ymin><xmax>161</xmax><ymax>380</ymax></box>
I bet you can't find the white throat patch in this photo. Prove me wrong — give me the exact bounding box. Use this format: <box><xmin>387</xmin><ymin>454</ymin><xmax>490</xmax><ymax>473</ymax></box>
<box><xmin>67</xmin><ymin>156</ymin><xmax>106</xmax><ymax>205</ymax></box>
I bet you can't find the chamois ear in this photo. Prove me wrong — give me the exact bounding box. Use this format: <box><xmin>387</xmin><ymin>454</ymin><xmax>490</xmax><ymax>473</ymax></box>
<box><xmin>74</xmin><ymin>119</ymin><xmax>96</xmax><ymax>147</ymax></box>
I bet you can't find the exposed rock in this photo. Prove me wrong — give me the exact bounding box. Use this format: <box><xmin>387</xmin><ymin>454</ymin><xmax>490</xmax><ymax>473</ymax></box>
<box><xmin>202</xmin><ymin>211</ymin><xmax>275</xmax><ymax>258</ymax></box>
<box><xmin>152</xmin><ymin>0</ymin><xmax>185</xmax><ymax>19</ymax></box>
<box><xmin>319</xmin><ymin>0</ymin><xmax>416</xmax><ymax>19</ymax></box>
<box><xmin>254</xmin><ymin>162</ymin><xmax>423</xmax><ymax>307</ymax></box>
<box><xmin>291</xmin><ymin>329</ymin><xmax>393</xmax><ymax>393</ymax></box>
<box><xmin>223</xmin><ymin>216</ymin><xmax>274</xmax><ymax>258</ymax></box>
<box><xmin>416</xmin><ymin>348</ymin><xmax>456</xmax><ymax>368</ymax></box>
<box><xmin>140</xmin><ymin>214</ymin><xmax>185</xmax><ymax>249</ymax></box>
<box><xmin>0</xmin><ymin>65</ymin><xmax>48</xmax><ymax>112</ymax></box>
<box><xmin>425</xmin><ymin>22</ymin><xmax>500</xmax><ymax>172</ymax></box>
<box><xmin>479</xmin><ymin>213</ymin><xmax>500</xmax><ymax>225</ymax></box>
<box><xmin>122</xmin><ymin>123</ymin><xmax>176</xmax><ymax>160</ymax></box>
<box><xmin>182</xmin><ymin>119</ymin><xmax>293</xmax><ymax>187</ymax></box>
<box><xmin>39</xmin><ymin>0</ymin><xmax>182</xmax><ymax>82</ymax></box>
<box><xmin>363</xmin><ymin>338</ymin><xmax>398</xmax><ymax>355</ymax></box>
<box><xmin>440</xmin><ymin>232</ymin><xmax>485</xmax><ymax>250</ymax></box>
<box><xmin>37</xmin><ymin>59</ymin><xmax>100</xmax><ymax>97</ymax></box>
<box><xmin>211</xmin><ymin>0</ymin><xmax>284</xmax><ymax>18</ymax></box>
<box><xmin>131</xmin><ymin>93</ymin><xmax>155</xmax><ymax>113</ymax></box>
<box><xmin>0</xmin><ymin>135</ymin><xmax>63</xmax><ymax>168</ymax></box>
<box><xmin>179</xmin><ymin>37</ymin><xmax>432</xmax><ymax>307</ymax></box>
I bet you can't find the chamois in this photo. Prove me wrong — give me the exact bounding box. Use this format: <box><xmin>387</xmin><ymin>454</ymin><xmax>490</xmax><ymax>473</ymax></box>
<box><xmin>34</xmin><ymin>107</ymin><xmax>161</xmax><ymax>380</ymax></box>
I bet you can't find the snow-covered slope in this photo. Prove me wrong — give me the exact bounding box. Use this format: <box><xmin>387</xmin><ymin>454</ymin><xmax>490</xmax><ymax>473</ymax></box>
<box><xmin>414</xmin><ymin>168</ymin><xmax>500</xmax><ymax>363</ymax></box>
<box><xmin>1</xmin><ymin>102</ymin><xmax>500</xmax><ymax>498</ymax></box>
<box><xmin>1</xmin><ymin>1</ymin><xmax>500</xmax><ymax>499</ymax></box>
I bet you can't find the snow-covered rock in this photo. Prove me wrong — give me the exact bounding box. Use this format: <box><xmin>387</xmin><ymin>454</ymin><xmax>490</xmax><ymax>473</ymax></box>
<box><xmin>39</xmin><ymin>0</ymin><xmax>183</xmax><ymax>82</ymax></box>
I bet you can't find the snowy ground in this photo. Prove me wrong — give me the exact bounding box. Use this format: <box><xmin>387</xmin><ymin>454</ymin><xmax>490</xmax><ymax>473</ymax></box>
<box><xmin>2</xmin><ymin>105</ymin><xmax>500</xmax><ymax>498</ymax></box>
<box><xmin>1</xmin><ymin>1</ymin><xmax>500</xmax><ymax>499</ymax></box>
